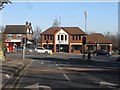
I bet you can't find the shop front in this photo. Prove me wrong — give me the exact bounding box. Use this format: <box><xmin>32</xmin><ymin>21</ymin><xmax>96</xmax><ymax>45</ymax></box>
<box><xmin>4</xmin><ymin>39</ymin><xmax>22</xmax><ymax>52</ymax></box>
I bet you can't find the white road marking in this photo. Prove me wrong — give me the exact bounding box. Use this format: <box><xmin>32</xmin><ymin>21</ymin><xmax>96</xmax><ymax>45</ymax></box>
<box><xmin>25</xmin><ymin>83</ymin><xmax>51</xmax><ymax>90</ymax></box>
<box><xmin>41</xmin><ymin>62</ymin><xmax>44</xmax><ymax>64</ymax></box>
<box><xmin>5</xmin><ymin>74</ymin><xmax>11</xmax><ymax>79</ymax></box>
<box><xmin>100</xmin><ymin>81</ymin><xmax>118</xmax><ymax>87</ymax></box>
<box><xmin>54</xmin><ymin>61</ymin><xmax>71</xmax><ymax>82</ymax></box>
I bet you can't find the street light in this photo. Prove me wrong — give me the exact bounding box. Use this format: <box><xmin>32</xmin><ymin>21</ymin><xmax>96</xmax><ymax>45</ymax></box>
<box><xmin>82</xmin><ymin>11</ymin><xmax>87</xmax><ymax>59</ymax></box>
<box><xmin>0</xmin><ymin>0</ymin><xmax>11</xmax><ymax>10</ymax></box>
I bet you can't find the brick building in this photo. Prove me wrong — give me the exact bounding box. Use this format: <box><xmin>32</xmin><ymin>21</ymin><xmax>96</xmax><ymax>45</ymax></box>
<box><xmin>40</xmin><ymin>27</ymin><xmax>112</xmax><ymax>54</ymax></box>
<box><xmin>40</xmin><ymin>27</ymin><xmax>86</xmax><ymax>53</ymax></box>
<box><xmin>3</xmin><ymin>22</ymin><xmax>33</xmax><ymax>52</ymax></box>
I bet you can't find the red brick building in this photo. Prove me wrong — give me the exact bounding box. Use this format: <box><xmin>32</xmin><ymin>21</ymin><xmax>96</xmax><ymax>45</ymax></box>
<box><xmin>40</xmin><ymin>27</ymin><xmax>112</xmax><ymax>54</ymax></box>
<box><xmin>3</xmin><ymin>22</ymin><xmax>33</xmax><ymax>52</ymax></box>
<box><xmin>86</xmin><ymin>33</ymin><xmax>112</xmax><ymax>52</ymax></box>
<box><xmin>40</xmin><ymin>27</ymin><xmax>86</xmax><ymax>53</ymax></box>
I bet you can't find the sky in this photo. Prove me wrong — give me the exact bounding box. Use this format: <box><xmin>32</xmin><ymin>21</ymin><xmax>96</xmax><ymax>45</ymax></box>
<box><xmin>0</xmin><ymin>0</ymin><xmax>118</xmax><ymax>35</ymax></box>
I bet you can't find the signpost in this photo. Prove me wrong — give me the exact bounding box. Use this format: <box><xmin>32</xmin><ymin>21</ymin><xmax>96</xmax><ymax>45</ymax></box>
<box><xmin>22</xmin><ymin>37</ymin><xmax>26</xmax><ymax>59</ymax></box>
<box><xmin>82</xmin><ymin>36</ymin><xmax>86</xmax><ymax>59</ymax></box>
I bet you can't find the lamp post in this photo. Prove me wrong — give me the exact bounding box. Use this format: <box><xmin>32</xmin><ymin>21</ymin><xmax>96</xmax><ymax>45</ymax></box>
<box><xmin>82</xmin><ymin>11</ymin><xmax>87</xmax><ymax>59</ymax></box>
<box><xmin>58</xmin><ymin>16</ymin><xmax>61</xmax><ymax>53</ymax></box>
<box><xmin>84</xmin><ymin>11</ymin><xmax>87</xmax><ymax>33</ymax></box>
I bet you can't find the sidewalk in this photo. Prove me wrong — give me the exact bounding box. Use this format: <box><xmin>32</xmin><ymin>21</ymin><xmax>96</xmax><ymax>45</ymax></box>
<box><xmin>1</xmin><ymin>57</ymin><xmax>30</xmax><ymax>89</ymax></box>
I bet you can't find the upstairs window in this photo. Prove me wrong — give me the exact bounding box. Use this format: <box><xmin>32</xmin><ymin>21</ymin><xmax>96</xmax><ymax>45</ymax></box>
<box><xmin>58</xmin><ymin>35</ymin><xmax>60</xmax><ymax>40</ymax></box>
<box><xmin>17</xmin><ymin>34</ymin><xmax>22</xmax><ymax>39</ymax></box>
<box><xmin>44</xmin><ymin>35</ymin><xmax>46</xmax><ymax>40</ymax></box>
<box><xmin>79</xmin><ymin>35</ymin><xmax>81</xmax><ymax>40</ymax></box>
<box><xmin>65</xmin><ymin>35</ymin><xmax>67</xmax><ymax>40</ymax></box>
<box><xmin>7</xmin><ymin>34</ymin><xmax>13</xmax><ymax>39</ymax></box>
<box><xmin>61</xmin><ymin>35</ymin><xmax>64</xmax><ymax>40</ymax></box>
<box><xmin>50</xmin><ymin>35</ymin><xmax>53</xmax><ymax>40</ymax></box>
<box><xmin>76</xmin><ymin>35</ymin><xmax>78</xmax><ymax>40</ymax></box>
<box><xmin>47</xmin><ymin>35</ymin><xmax>49</xmax><ymax>40</ymax></box>
<box><xmin>72</xmin><ymin>35</ymin><xmax>74</xmax><ymax>40</ymax></box>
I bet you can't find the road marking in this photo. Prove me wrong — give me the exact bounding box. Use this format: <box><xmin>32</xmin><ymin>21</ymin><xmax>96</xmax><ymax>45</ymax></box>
<box><xmin>54</xmin><ymin>61</ymin><xmax>71</xmax><ymax>82</ymax></box>
<box><xmin>25</xmin><ymin>83</ymin><xmax>51</xmax><ymax>90</ymax></box>
<box><xmin>9</xmin><ymin>60</ymin><xmax>32</xmax><ymax>89</ymax></box>
<box><xmin>41</xmin><ymin>62</ymin><xmax>44</xmax><ymax>64</ymax></box>
<box><xmin>100</xmin><ymin>81</ymin><xmax>118</xmax><ymax>87</ymax></box>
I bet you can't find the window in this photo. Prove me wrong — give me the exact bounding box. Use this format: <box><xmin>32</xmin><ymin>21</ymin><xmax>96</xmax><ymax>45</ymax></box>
<box><xmin>50</xmin><ymin>35</ymin><xmax>52</xmax><ymax>40</ymax></box>
<box><xmin>76</xmin><ymin>35</ymin><xmax>78</xmax><ymax>40</ymax></box>
<box><xmin>65</xmin><ymin>35</ymin><xmax>67</xmax><ymax>40</ymax></box>
<box><xmin>47</xmin><ymin>35</ymin><xmax>49</xmax><ymax>39</ymax></box>
<box><xmin>44</xmin><ymin>35</ymin><xmax>46</xmax><ymax>40</ymax></box>
<box><xmin>7</xmin><ymin>34</ymin><xmax>13</xmax><ymax>39</ymax></box>
<box><xmin>61</xmin><ymin>35</ymin><xmax>64</xmax><ymax>40</ymax></box>
<box><xmin>58</xmin><ymin>35</ymin><xmax>60</xmax><ymax>40</ymax></box>
<box><xmin>17</xmin><ymin>34</ymin><xmax>22</xmax><ymax>39</ymax></box>
<box><xmin>72</xmin><ymin>35</ymin><xmax>74</xmax><ymax>40</ymax></box>
<box><xmin>79</xmin><ymin>35</ymin><xmax>81</xmax><ymax>40</ymax></box>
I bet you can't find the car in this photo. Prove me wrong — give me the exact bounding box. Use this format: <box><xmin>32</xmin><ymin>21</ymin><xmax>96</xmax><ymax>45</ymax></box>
<box><xmin>93</xmin><ymin>50</ymin><xmax>111</xmax><ymax>56</ymax></box>
<box><xmin>35</xmin><ymin>47</ymin><xmax>52</xmax><ymax>54</ymax></box>
<box><xmin>116</xmin><ymin>56</ymin><xmax>120</xmax><ymax>62</ymax></box>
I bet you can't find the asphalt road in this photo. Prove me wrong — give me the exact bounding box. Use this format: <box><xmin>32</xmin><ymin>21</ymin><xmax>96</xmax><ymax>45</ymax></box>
<box><xmin>3</xmin><ymin>52</ymin><xmax>120</xmax><ymax>90</ymax></box>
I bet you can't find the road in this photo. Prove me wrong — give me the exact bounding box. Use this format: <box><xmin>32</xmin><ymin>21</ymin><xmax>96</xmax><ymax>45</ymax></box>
<box><xmin>3</xmin><ymin>52</ymin><xmax>120</xmax><ymax>90</ymax></box>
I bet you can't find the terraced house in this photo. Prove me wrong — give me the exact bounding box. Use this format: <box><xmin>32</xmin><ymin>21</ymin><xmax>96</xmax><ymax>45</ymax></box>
<box><xmin>40</xmin><ymin>27</ymin><xmax>112</xmax><ymax>54</ymax></box>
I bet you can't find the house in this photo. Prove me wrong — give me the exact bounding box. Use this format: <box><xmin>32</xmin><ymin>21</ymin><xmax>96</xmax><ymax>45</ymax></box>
<box><xmin>86</xmin><ymin>33</ymin><xmax>112</xmax><ymax>52</ymax></box>
<box><xmin>3</xmin><ymin>22</ymin><xmax>33</xmax><ymax>52</ymax></box>
<box><xmin>40</xmin><ymin>27</ymin><xmax>112</xmax><ymax>54</ymax></box>
<box><xmin>40</xmin><ymin>27</ymin><xmax>86</xmax><ymax>53</ymax></box>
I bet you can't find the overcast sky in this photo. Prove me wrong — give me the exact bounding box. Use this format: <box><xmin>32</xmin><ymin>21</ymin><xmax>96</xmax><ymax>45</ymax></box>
<box><xmin>0</xmin><ymin>1</ymin><xmax>118</xmax><ymax>35</ymax></box>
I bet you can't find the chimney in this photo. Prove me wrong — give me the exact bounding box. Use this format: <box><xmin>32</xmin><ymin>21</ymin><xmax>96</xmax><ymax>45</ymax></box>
<box><xmin>29</xmin><ymin>22</ymin><xmax>31</xmax><ymax>26</ymax></box>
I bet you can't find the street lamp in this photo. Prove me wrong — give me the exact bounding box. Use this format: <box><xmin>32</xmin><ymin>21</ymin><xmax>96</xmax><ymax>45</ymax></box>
<box><xmin>82</xmin><ymin>11</ymin><xmax>87</xmax><ymax>59</ymax></box>
<box><xmin>84</xmin><ymin>11</ymin><xmax>87</xmax><ymax>33</ymax></box>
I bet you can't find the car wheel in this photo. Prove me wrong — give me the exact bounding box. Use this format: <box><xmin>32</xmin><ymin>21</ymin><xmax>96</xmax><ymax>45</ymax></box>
<box><xmin>45</xmin><ymin>51</ymin><xmax>48</xmax><ymax>54</ymax></box>
<box><xmin>106</xmin><ymin>54</ymin><xmax>110</xmax><ymax>57</ymax></box>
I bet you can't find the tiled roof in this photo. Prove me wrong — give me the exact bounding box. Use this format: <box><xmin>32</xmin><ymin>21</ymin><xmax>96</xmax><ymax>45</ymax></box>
<box><xmin>87</xmin><ymin>33</ymin><xmax>112</xmax><ymax>44</ymax></box>
<box><xmin>4</xmin><ymin>25</ymin><xmax>27</xmax><ymax>34</ymax></box>
<box><xmin>41</xmin><ymin>27</ymin><xmax>86</xmax><ymax>35</ymax></box>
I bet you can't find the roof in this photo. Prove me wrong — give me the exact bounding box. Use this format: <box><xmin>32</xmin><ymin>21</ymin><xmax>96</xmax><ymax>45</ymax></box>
<box><xmin>87</xmin><ymin>33</ymin><xmax>112</xmax><ymax>44</ymax></box>
<box><xmin>4</xmin><ymin>25</ymin><xmax>27</xmax><ymax>34</ymax></box>
<box><xmin>41</xmin><ymin>27</ymin><xmax>86</xmax><ymax>35</ymax></box>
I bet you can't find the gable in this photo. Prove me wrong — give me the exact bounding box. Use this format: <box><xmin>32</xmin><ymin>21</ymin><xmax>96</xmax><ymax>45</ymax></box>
<box><xmin>41</xmin><ymin>27</ymin><xmax>86</xmax><ymax>35</ymax></box>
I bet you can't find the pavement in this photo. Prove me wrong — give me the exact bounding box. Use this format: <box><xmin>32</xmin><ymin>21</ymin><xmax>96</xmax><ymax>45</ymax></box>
<box><xmin>0</xmin><ymin>57</ymin><xmax>30</xmax><ymax>89</ymax></box>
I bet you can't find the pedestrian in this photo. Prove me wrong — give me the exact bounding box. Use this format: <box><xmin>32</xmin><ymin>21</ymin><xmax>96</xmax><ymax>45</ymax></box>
<box><xmin>87</xmin><ymin>51</ymin><xmax>92</xmax><ymax>61</ymax></box>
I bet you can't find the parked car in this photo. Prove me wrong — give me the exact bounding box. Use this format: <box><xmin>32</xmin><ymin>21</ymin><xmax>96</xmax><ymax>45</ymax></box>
<box><xmin>35</xmin><ymin>47</ymin><xmax>52</xmax><ymax>54</ymax></box>
<box><xmin>116</xmin><ymin>56</ymin><xmax>120</xmax><ymax>62</ymax></box>
<box><xmin>93</xmin><ymin>50</ymin><xmax>111</xmax><ymax>56</ymax></box>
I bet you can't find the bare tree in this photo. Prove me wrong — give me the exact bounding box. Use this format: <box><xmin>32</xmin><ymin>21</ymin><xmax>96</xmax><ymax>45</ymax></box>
<box><xmin>104</xmin><ymin>32</ymin><xmax>119</xmax><ymax>50</ymax></box>
<box><xmin>52</xmin><ymin>17</ymin><xmax>61</xmax><ymax>27</ymax></box>
<box><xmin>33</xmin><ymin>26</ymin><xmax>42</xmax><ymax>46</ymax></box>
<box><xmin>0</xmin><ymin>25</ymin><xmax>4</xmax><ymax>33</ymax></box>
